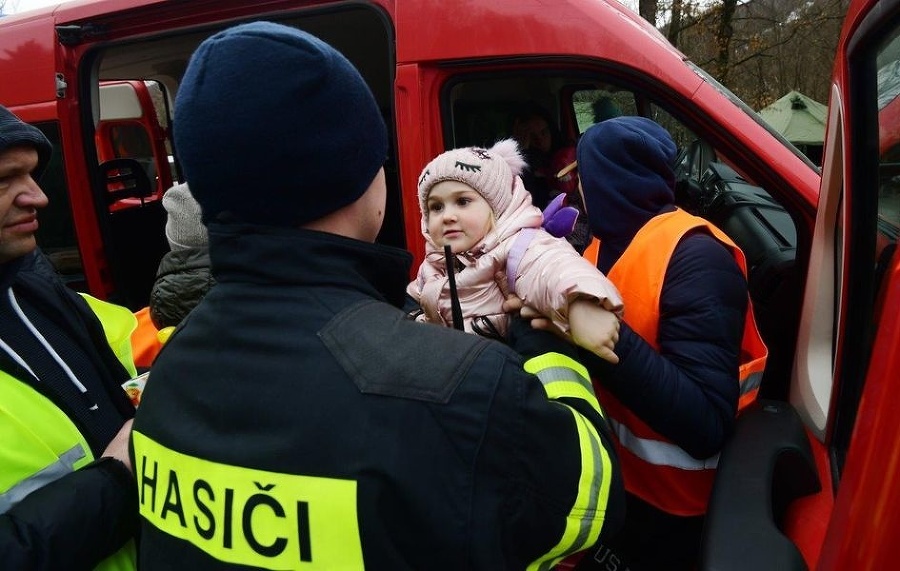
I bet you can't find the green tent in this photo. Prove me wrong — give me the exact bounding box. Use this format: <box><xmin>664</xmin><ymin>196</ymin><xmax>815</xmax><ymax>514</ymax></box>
<box><xmin>758</xmin><ymin>90</ymin><xmax>827</xmax><ymax>145</ymax></box>
<box><xmin>758</xmin><ymin>90</ymin><xmax>826</xmax><ymax>164</ymax></box>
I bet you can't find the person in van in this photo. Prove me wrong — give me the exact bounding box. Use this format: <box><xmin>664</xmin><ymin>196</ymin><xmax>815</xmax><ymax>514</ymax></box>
<box><xmin>549</xmin><ymin>145</ymin><xmax>591</xmax><ymax>254</ymax></box>
<box><xmin>512</xmin><ymin>105</ymin><xmax>560</xmax><ymax>209</ymax></box>
<box><xmin>408</xmin><ymin>138</ymin><xmax>623</xmax><ymax>365</ymax></box>
<box><xmin>131</xmin><ymin>21</ymin><xmax>625</xmax><ymax>569</ymax></box>
<box><xmin>130</xmin><ymin>181</ymin><xmax>212</xmax><ymax>369</ymax></box>
<box><xmin>591</xmin><ymin>96</ymin><xmax>623</xmax><ymax>124</ymax></box>
<box><xmin>0</xmin><ymin>104</ymin><xmax>138</xmax><ymax>570</ymax></box>
<box><xmin>509</xmin><ymin>116</ymin><xmax>766</xmax><ymax>570</ymax></box>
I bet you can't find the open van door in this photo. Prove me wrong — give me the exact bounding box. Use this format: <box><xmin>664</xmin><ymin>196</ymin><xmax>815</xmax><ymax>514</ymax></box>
<box><xmin>96</xmin><ymin>79</ymin><xmax>175</xmax><ymax>207</ymax></box>
<box><xmin>92</xmin><ymin>80</ymin><xmax>173</xmax><ymax>309</ymax></box>
<box><xmin>700</xmin><ymin>0</ymin><xmax>900</xmax><ymax>568</ymax></box>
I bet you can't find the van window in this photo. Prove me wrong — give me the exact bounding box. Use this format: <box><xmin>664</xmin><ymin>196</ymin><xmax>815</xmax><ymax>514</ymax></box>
<box><xmin>872</xmin><ymin>26</ymin><xmax>900</xmax><ymax>339</ymax></box>
<box><xmin>572</xmin><ymin>89</ymin><xmax>636</xmax><ymax>133</ymax></box>
<box><xmin>878</xmin><ymin>43</ymin><xmax>900</xmax><ymax>243</ymax></box>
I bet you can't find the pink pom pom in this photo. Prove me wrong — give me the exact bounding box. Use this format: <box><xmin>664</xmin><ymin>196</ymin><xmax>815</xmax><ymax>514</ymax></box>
<box><xmin>488</xmin><ymin>138</ymin><xmax>527</xmax><ymax>177</ymax></box>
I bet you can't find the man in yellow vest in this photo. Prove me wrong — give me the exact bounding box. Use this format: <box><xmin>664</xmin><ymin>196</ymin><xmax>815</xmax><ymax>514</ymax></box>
<box><xmin>525</xmin><ymin>116</ymin><xmax>766</xmax><ymax>570</ymax></box>
<box><xmin>0</xmin><ymin>105</ymin><xmax>138</xmax><ymax>570</ymax></box>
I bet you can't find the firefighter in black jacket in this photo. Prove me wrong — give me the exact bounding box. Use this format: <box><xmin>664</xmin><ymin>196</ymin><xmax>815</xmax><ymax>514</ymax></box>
<box><xmin>132</xmin><ymin>22</ymin><xmax>623</xmax><ymax>570</ymax></box>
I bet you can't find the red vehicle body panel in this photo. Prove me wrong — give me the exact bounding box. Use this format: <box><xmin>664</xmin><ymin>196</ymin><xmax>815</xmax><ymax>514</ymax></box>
<box><xmin>821</xmin><ymin>278</ymin><xmax>900</xmax><ymax>567</ymax></box>
<box><xmin>814</xmin><ymin>0</ymin><xmax>900</xmax><ymax>566</ymax></box>
<box><xmin>0</xmin><ymin>13</ymin><xmax>56</xmax><ymax>107</ymax></box>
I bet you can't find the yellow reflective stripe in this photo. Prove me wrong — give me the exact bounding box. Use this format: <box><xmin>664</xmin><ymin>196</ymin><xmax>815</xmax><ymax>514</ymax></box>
<box><xmin>524</xmin><ymin>352</ymin><xmax>589</xmax><ymax>380</ymax></box>
<box><xmin>609</xmin><ymin>419</ymin><xmax>719</xmax><ymax>470</ymax></box>
<box><xmin>527</xmin><ymin>408</ymin><xmax>612</xmax><ymax>570</ymax></box>
<box><xmin>132</xmin><ymin>431</ymin><xmax>364</xmax><ymax>570</ymax></box>
<box><xmin>523</xmin><ymin>353</ymin><xmax>602</xmax><ymax>414</ymax></box>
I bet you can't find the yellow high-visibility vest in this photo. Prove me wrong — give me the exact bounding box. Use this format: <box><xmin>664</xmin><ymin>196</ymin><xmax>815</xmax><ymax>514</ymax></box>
<box><xmin>0</xmin><ymin>294</ymin><xmax>138</xmax><ymax>570</ymax></box>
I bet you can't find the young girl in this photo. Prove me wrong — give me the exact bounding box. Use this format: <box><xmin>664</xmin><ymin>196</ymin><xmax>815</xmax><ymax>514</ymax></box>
<box><xmin>408</xmin><ymin>139</ymin><xmax>624</xmax><ymax>363</ymax></box>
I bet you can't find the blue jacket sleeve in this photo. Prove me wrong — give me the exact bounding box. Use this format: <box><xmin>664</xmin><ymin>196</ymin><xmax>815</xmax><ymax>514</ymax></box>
<box><xmin>581</xmin><ymin>233</ymin><xmax>746</xmax><ymax>458</ymax></box>
<box><xmin>0</xmin><ymin>458</ymin><xmax>137</xmax><ymax>571</ymax></box>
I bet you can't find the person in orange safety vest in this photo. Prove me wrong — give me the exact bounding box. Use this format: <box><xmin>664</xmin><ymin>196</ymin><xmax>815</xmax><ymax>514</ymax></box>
<box><xmin>529</xmin><ymin>116</ymin><xmax>767</xmax><ymax>571</ymax></box>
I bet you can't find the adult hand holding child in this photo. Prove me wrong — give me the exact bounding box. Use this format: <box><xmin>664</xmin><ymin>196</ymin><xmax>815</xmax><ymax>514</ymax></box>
<box><xmin>497</xmin><ymin>271</ymin><xmax>621</xmax><ymax>364</ymax></box>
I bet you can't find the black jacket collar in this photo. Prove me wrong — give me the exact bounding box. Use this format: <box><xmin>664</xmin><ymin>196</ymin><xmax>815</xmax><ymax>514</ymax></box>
<box><xmin>207</xmin><ymin>223</ymin><xmax>413</xmax><ymax>309</ymax></box>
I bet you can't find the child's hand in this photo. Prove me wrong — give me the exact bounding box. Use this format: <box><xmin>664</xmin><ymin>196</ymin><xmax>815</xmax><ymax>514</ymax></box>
<box><xmin>569</xmin><ymin>299</ymin><xmax>620</xmax><ymax>364</ymax></box>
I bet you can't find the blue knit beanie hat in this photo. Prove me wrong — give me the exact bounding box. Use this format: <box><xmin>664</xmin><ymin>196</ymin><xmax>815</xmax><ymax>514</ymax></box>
<box><xmin>174</xmin><ymin>22</ymin><xmax>388</xmax><ymax>227</ymax></box>
<box><xmin>0</xmin><ymin>105</ymin><xmax>53</xmax><ymax>181</ymax></box>
<box><xmin>576</xmin><ymin>116</ymin><xmax>677</xmax><ymax>272</ymax></box>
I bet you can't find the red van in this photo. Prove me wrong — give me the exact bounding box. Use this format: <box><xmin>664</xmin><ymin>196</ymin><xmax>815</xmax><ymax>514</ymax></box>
<box><xmin>0</xmin><ymin>0</ymin><xmax>895</xmax><ymax>567</ymax></box>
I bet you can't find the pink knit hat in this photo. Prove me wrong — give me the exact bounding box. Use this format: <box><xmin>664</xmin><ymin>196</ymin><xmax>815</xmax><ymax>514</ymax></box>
<box><xmin>417</xmin><ymin>139</ymin><xmax>528</xmax><ymax>218</ymax></box>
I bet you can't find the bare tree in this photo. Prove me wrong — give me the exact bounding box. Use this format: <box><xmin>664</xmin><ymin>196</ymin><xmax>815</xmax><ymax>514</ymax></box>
<box><xmin>713</xmin><ymin>0</ymin><xmax>738</xmax><ymax>84</ymax></box>
<box><xmin>640</xmin><ymin>0</ymin><xmax>659</xmax><ymax>27</ymax></box>
<box><xmin>668</xmin><ymin>0</ymin><xmax>685</xmax><ymax>47</ymax></box>
<box><xmin>664</xmin><ymin>0</ymin><xmax>849</xmax><ymax>108</ymax></box>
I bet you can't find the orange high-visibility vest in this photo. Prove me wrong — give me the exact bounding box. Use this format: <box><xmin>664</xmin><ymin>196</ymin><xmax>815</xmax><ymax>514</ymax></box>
<box><xmin>586</xmin><ymin>208</ymin><xmax>767</xmax><ymax>516</ymax></box>
<box><xmin>131</xmin><ymin>306</ymin><xmax>162</xmax><ymax>369</ymax></box>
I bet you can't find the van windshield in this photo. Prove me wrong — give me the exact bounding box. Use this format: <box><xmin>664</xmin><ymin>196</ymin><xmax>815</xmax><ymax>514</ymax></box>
<box><xmin>687</xmin><ymin>61</ymin><xmax>820</xmax><ymax>173</ymax></box>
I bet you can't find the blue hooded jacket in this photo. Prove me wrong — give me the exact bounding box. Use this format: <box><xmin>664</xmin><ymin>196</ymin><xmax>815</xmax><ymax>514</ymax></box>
<box><xmin>576</xmin><ymin>117</ymin><xmax>747</xmax><ymax>459</ymax></box>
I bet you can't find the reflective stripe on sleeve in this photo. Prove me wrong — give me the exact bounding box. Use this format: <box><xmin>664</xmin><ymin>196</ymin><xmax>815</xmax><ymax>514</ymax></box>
<box><xmin>738</xmin><ymin>370</ymin><xmax>763</xmax><ymax>410</ymax></box>
<box><xmin>526</xmin><ymin>405</ymin><xmax>612</xmax><ymax>570</ymax></box>
<box><xmin>610</xmin><ymin>418</ymin><xmax>719</xmax><ymax>470</ymax></box>
<box><xmin>523</xmin><ymin>352</ymin><xmax>601</xmax><ymax>415</ymax></box>
<box><xmin>0</xmin><ymin>444</ymin><xmax>85</xmax><ymax>514</ymax></box>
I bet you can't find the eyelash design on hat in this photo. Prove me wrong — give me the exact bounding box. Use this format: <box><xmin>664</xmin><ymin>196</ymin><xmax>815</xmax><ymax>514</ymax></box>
<box><xmin>418</xmin><ymin>169</ymin><xmax>430</xmax><ymax>186</ymax></box>
<box><xmin>455</xmin><ymin>161</ymin><xmax>481</xmax><ymax>173</ymax></box>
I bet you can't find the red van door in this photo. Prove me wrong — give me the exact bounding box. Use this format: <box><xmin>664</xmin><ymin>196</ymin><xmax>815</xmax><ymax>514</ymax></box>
<box><xmin>95</xmin><ymin>80</ymin><xmax>174</xmax><ymax>208</ymax></box>
<box><xmin>701</xmin><ymin>0</ymin><xmax>900</xmax><ymax>567</ymax></box>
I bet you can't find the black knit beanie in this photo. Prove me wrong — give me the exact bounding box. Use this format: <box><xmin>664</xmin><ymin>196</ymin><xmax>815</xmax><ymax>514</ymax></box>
<box><xmin>174</xmin><ymin>21</ymin><xmax>388</xmax><ymax>227</ymax></box>
<box><xmin>0</xmin><ymin>105</ymin><xmax>53</xmax><ymax>180</ymax></box>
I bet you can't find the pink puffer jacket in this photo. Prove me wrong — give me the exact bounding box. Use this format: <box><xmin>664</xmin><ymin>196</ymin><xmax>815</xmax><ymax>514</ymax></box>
<box><xmin>407</xmin><ymin>175</ymin><xmax>623</xmax><ymax>337</ymax></box>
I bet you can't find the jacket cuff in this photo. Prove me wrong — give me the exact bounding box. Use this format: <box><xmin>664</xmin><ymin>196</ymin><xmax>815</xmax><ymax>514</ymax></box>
<box><xmin>88</xmin><ymin>456</ymin><xmax>134</xmax><ymax>489</ymax></box>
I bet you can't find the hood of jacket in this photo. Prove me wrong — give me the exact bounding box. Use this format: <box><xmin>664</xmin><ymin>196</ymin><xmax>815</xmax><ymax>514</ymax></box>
<box><xmin>576</xmin><ymin>116</ymin><xmax>677</xmax><ymax>273</ymax></box>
